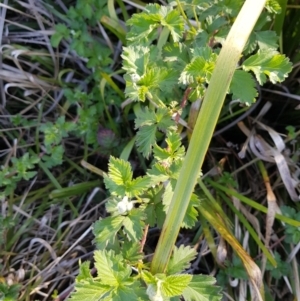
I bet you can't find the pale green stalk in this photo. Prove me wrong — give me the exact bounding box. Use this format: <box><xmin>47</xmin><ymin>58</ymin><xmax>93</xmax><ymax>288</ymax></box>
<box><xmin>151</xmin><ymin>0</ymin><xmax>267</xmax><ymax>273</ymax></box>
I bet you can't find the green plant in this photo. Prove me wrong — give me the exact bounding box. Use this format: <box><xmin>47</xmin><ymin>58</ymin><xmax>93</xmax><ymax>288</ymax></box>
<box><xmin>67</xmin><ymin>0</ymin><xmax>293</xmax><ymax>300</ymax></box>
<box><xmin>281</xmin><ymin>206</ymin><xmax>300</xmax><ymax>244</ymax></box>
<box><xmin>0</xmin><ymin>0</ymin><xmax>123</xmax><ymax>199</ymax></box>
<box><xmin>0</xmin><ymin>153</ymin><xmax>40</xmax><ymax>198</ymax></box>
<box><xmin>0</xmin><ymin>283</ymin><xmax>21</xmax><ymax>301</ymax></box>
<box><xmin>0</xmin><ymin>1</ymin><xmax>127</xmax><ymax>299</ymax></box>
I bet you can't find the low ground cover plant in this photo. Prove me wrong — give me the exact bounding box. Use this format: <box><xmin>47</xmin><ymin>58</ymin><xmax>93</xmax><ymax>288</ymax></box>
<box><xmin>0</xmin><ymin>0</ymin><xmax>300</xmax><ymax>300</ymax></box>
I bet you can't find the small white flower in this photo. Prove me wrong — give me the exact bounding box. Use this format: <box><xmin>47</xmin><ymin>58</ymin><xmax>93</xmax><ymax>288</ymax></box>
<box><xmin>117</xmin><ymin>196</ymin><xmax>133</xmax><ymax>214</ymax></box>
<box><xmin>146</xmin><ymin>281</ymin><xmax>164</xmax><ymax>301</ymax></box>
<box><xmin>131</xmin><ymin>74</ymin><xmax>141</xmax><ymax>83</ymax></box>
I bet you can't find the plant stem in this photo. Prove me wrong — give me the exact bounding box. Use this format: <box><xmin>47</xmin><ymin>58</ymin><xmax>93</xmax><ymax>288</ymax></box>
<box><xmin>150</xmin><ymin>0</ymin><xmax>267</xmax><ymax>274</ymax></box>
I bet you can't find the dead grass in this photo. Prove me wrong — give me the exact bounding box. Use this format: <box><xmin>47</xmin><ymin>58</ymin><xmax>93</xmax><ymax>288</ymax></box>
<box><xmin>0</xmin><ymin>1</ymin><xmax>300</xmax><ymax>301</ymax></box>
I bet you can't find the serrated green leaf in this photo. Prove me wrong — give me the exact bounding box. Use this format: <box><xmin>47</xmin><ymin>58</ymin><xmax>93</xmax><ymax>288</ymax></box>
<box><xmin>126</xmin><ymin>4</ymin><xmax>184</xmax><ymax>45</ymax></box>
<box><xmin>93</xmin><ymin>216</ymin><xmax>125</xmax><ymax>249</ymax></box>
<box><xmin>153</xmin><ymin>131</ymin><xmax>185</xmax><ymax>162</ymax></box>
<box><xmin>140</xmin><ymin>187</ymin><xmax>164</xmax><ymax>226</ymax></box>
<box><xmin>156</xmin><ymin>201</ymin><xmax>166</xmax><ymax>228</ymax></box>
<box><xmin>132</xmin><ymin>67</ymin><xmax>178</xmax><ymax>102</ymax></box>
<box><xmin>0</xmin><ymin>283</ymin><xmax>20</xmax><ymax>301</ymax></box>
<box><xmin>161</xmin><ymin>274</ymin><xmax>192</xmax><ymax>297</ymax></box>
<box><xmin>76</xmin><ymin>261</ymin><xmax>92</xmax><ymax>282</ymax></box>
<box><xmin>162</xmin><ymin>10</ymin><xmax>184</xmax><ymax>42</ymax></box>
<box><xmin>146</xmin><ymin>3</ymin><xmax>163</xmax><ymax>15</ymax></box>
<box><xmin>81</xmin><ymin>3</ymin><xmax>93</xmax><ymax>19</ymax></box>
<box><xmin>135</xmin><ymin>106</ymin><xmax>156</xmax><ymax>128</ymax></box>
<box><xmin>121</xmin><ymin>241</ymin><xmax>144</xmax><ymax>263</ymax></box>
<box><xmin>179</xmin><ymin>48</ymin><xmax>217</xmax><ymax>84</ymax></box>
<box><xmin>179</xmin><ymin>57</ymin><xmax>208</xmax><ymax>85</ymax></box>
<box><xmin>147</xmin><ymin>163</ymin><xmax>170</xmax><ymax>184</ymax></box>
<box><xmin>182</xmin><ymin>275</ymin><xmax>222</xmax><ymax>301</ymax></box>
<box><xmin>142</xmin><ymin>270</ymin><xmax>157</xmax><ymax>284</ymax></box>
<box><xmin>110</xmin><ymin>285</ymin><xmax>145</xmax><ymax>301</ymax></box>
<box><xmin>166</xmin><ymin>245</ymin><xmax>197</xmax><ymax>275</ymax></box>
<box><xmin>129</xmin><ymin>176</ymin><xmax>152</xmax><ymax>196</ymax></box>
<box><xmin>51</xmin><ymin>24</ymin><xmax>70</xmax><ymax>47</ymax></box>
<box><xmin>122</xmin><ymin>46</ymin><xmax>153</xmax><ymax>75</ymax></box>
<box><xmin>165</xmin><ymin>131</ymin><xmax>185</xmax><ymax>158</ymax></box>
<box><xmin>163</xmin><ymin>42</ymin><xmax>189</xmax><ymax>67</ymax></box>
<box><xmin>243</xmin><ymin>32</ymin><xmax>258</xmax><ymax>55</ymax></box>
<box><xmin>107</xmin><ymin>157</ymin><xmax>133</xmax><ymax>186</ymax></box>
<box><xmin>155</xmin><ymin>68</ymin><xmax>180</xmax><ymax>93</ymax></box>
<box><xmin>265</xmin><ymin>252</ymin><xmax>289</xmax><ymax>279</ymax></box>
<box><xmin>207</xmin><ymin>16</ymin><xmax>227</xmax><ymax>34</ymax></box>
<box><xmin>135</xmin><ymin>107</ymin><xmax>175</xmax><ymax>158</ymax></box>
<box><xmin>153</xmin><ymin>144</ymin><xmax>171</xmax><ymax>161</ymax></box>
<box><xmin>123</xmin><ymin>209</ymin><xmax>145</xmax><ymax>241</ymax></box>
<box><xmin>230</xmin><ymin>70</ymin><xmax>258</xmax><ymax>103</ymax></box>
<box><xmin>136</xmin><ymin>123</ymin><xmax>157</xmax><ymax>158</ymax></box>
<box><xmin>94</xmin><ymin>250</ymin><xmax>131</xmax><ymax>286</ymax></box>
<box><xmin>281</xmin><ymin>206</ymin><xmax>300</xmax><ymax>244</ymax></box>
<box><xmin>69</xmin><ymin>279</ymin><xmax>111</xmax><ymax>301</ymax></box>
<box><xmin>51</xmin><ymin>33</ymin><xmax>64</xmax><ymax>48</ymax></box>
<box><xmin>168</xmin><ymin>160</ymin><xmax>183</xmax><ymax>178</ymax></box>
<box><xmin>126</xmin><ymin>4</ymin><xmax>161</xmax><ymax>44</ymax></box>
<box><xmin>42</xmin><ymin>145</ymin><xmax>65</xmax><ymax>168</ymax></box>
<box><xmin>155</xmin><ymin>107</ymin><xmax>176</xmax><ymax>131</ymax></box>
<box><xmin>144</xmin><ymin>202</ymin><xmax>157</xmax><ymax>227</ymax></box>
<box><xmin>224</xmin><ymin>256</ymin><xmax>248</xmax><ymax>280</ymax></box>
<box><xmin>104</xmin><ymin>157</ymin><xmax>136</xmax><ymax>196</ymax></box>
<box><xmin>103</xmin><ymin>177</ymin><xmax>127</xmax><ymax>197</ymax></box>
<box><xmin>255</xmin><ymin>31</ymin><xmax>278</xmax><ymax>50</ymax></box>
<box><xmin>242</xmin><ymin>50</ymin><xmax>292</xmax><ymax>85</ymax></box>
<box><xmin>280</xmin><ymin>205</ymin><xmax>296</xmax><ymax>217</ymax></box>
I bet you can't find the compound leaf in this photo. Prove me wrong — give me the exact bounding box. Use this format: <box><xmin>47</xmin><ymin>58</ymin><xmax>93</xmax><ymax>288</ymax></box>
<box><xmin>121</xmin><ymin>241</ymin><xmax>144</xmax><ymax>263</ymax></box>
<box><xmin>136</xmin><ymin>123</ymin><xmax>157</xmax><ymax>158</ymax></box>
<box><xmin>94</xmin><ymin>250</ymin><xmax>131</xmax><ymax>286</ymax></box>
<box><xmin>77</xmin><ymin>261</ymin><xmax>92</xmax><ymax>282</ymax></box>
<box><xmin>242</xmin><ymin>50</ymin><xmax>292</xmax><ymax>85</ymax></box>
<box><xmin>135</xmin><ymin>107</ymin><xmax>175</xmax><ymax>158</ymax></box>
<box><xmin>162</xmin><ymin>9</ymin><xmax>184</xmax><ymax>42</ymax></box>
<box><xmin>93</xmin><ymin>216</ymin><xmax>125</xmax><ymax>249</ymax></box>
<box><xmin>161</xmin><ymin>274</ymin><xmax>192</xmax><ymax>297</ymax></box>
<box><xmin>182</xmin><ymin>275</ymin><xmax>222</xmax><ymax>301</ymax></box>
<box><xmin>123</xmin><ymin>209</ymin><xmax>145</xmax><ymax>241</ymax></box>
<box><xmin>129</xmin><ymin>176</ymin><xmax>152</xmax><ymax>197</ymax></box>
<box><xmin>166</xmin><ymin>245</ymin><xmax>197</xmax><ymax>275</ymax></box>
<box><xmin>69</xmin><ymin>280</ymin><xmax>111</xmax><ymax>301</ymax></box>
<box><xmin>104</xmin><ymin>157</ymin><xmax>133</xmax><ymax>196</ymax></box>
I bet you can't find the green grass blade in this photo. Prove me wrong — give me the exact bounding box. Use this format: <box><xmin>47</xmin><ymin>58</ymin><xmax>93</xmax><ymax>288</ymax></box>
<box><xmin>151</xmin><ymin>0</ymin><xmax>268</xmax><ymax>275</ymax></box>
<box><xmin>207</xmin><ymin>179</ymin><xmax>300</xmax><ymax>227</ymax></box>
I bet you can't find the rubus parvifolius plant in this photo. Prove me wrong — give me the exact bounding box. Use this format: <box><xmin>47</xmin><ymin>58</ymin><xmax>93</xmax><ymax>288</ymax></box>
<box><xmin>68</xmin><ymin>0</ymin><xmax>292</xmax><ymax>300</ymax></box>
